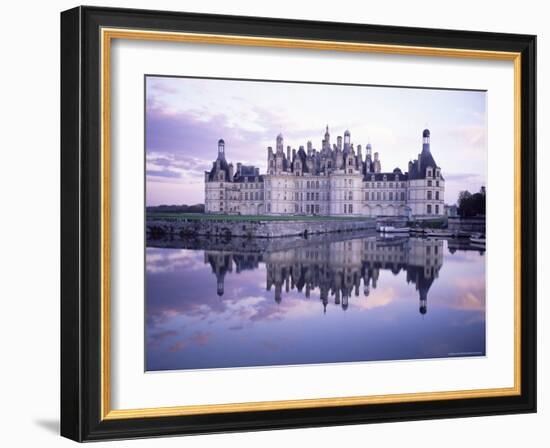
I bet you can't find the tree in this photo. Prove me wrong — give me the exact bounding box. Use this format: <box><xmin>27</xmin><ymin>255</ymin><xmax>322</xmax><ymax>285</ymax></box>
<box><xmin>457</xmin><ymin>190</ymin><xmax>485</xmax><ymax>218</ymax></box>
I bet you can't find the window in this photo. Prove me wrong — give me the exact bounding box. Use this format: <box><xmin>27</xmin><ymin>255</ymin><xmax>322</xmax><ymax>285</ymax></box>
<box><xmin>377</xmin><ymin>182</ymin><xmax>381</xmax><ymax>188</ymax></box>
<box><xmin>383</xmin><ymin>192</ymin><xmax>387</xmax><ymax>200</ymax></box>
<box><xmin>365</xmin><ymin>192</ymin><xmax>368</xmax><ymax>201</ymax></box>
<box><xmin>427</xmin><ymin>180</ymin><xmax>432</xmax><ymax>187</ymax></box>
<box><xmin>316</xmin><ymin>192</ymin><xmax>319</xmax><ymax>201</ymax></box>
<box><xmin>427</xmin><ymin>204</ymin><xmax>432</xmax><ymax>214</ymax></box>
<box><xmin>427</xmin><ymin>191</ymin><xmax>432</xmax><ymax>200</ymax></box>
<box><xmin>307</xmin><ymin>181</ymin><xmax>310</xmax><ymax>188</ymax></box>
<box><xmin>427</xmin><ymin>169</ymin><xmax>432</xmax><ymax>177</ymax></box>
<box><xmin>389</xmin><ymin>182</ymin><xmax>393</xmax><ymax>188</ymax></box>
<box><xmin>435</xmin><ymin>191</ymin><xmax>439</xmax><ymax>200</ymax></box>
<box><xmin>348</xmin><ymin>191</ymin><xmax>352</xmax><ymax>200</ymax></box>
<box><xmin>436</xmin><ymin>181</ymin><xmax>440</xmax><ymax>187</ymax></box>
<box><xmin>344</xmin><ymin>204</ymin><xmax>347</xmax><ymax>213</ymax></box>
<box><xmin>315</xmin><ymin>204</ymin><xmax>320</xmax><ymax>213</ymax></box>
<box><xmin>349</xmin><ymin>204</ymin><xmax>353</xmax><ymax>214</ymax></box>
<box><xmin>389</xmin><ymin>192</ymin><xmax>393</xmax><ymax>201</ymax></box>
<box><xmin>316</xmin><ymin>181</ymin><xmax>319</xmax><ymax>188</ymax></box>
<box><xmin>377</xmin><ymin>192</ymin><xmax>381</xmax><ymax>200</ymax></box>
<box><xmin>400</xmin><ymin>192</ymin><xmax>405</xmax><ymax>201</ymax></box>
<box><xmin>435</xmin><ymin>204</ymin><xmax>440</xmax><ymax>214</ymax></box>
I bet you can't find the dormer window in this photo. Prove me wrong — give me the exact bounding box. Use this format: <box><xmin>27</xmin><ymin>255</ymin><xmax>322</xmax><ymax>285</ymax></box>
<box><xmin>383</xmin><ymin>175</ymin><xmax>387</xmax><ymax>181</ymax></box>
<box><xmin>436</xmin><ymin>169</ymin><xmax>440</xmax><ymax>178</ymax></box>
<box><xmin>427</xmin><ymin>168</ymin><xmax>432</xmax><ymax>177</ymax></box>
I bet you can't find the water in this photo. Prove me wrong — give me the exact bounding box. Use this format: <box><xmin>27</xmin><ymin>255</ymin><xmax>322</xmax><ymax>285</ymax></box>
<box><xmin>146</xmin><ymin>232</ymin><xmax>486</xmax><ymax>371</ymax></box>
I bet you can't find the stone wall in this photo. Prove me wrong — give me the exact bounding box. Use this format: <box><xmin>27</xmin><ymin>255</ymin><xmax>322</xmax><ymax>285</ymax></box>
<box><xmin>447</xmin><ymin>216</ymin><xmax>486</xmax><ymax>233</ymax></box>
<box><xmin>147</xmin><ymin>216</ymin><xmax>376</xmax><ymax>239</ymax></box>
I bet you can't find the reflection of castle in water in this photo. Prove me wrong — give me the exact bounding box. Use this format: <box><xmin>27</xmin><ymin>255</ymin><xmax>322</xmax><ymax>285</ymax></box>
<box><xmin>204</xmin><ymin>237</ymin><xmax>443</xmax><ymax>315</ymax></box>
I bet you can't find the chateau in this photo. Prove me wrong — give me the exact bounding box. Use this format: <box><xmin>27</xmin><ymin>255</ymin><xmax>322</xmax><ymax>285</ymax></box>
<box><xmin>205</xmin><ymin>127</ymin><xmax>444</xmax><ymax>218</ymax></box>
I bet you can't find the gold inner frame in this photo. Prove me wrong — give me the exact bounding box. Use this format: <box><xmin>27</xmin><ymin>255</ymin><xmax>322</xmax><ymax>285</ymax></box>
<box><xmin>100</xmin><ymin>27</ymin><xmax>522</xmax><ymax>421</ymax></box>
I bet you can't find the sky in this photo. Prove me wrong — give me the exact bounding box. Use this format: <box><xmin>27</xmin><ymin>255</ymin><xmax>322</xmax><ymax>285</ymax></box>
<box><xmin>145</xmin><ymin>76</ymin><xmax>487</xmax><ymax>206</ymax></box>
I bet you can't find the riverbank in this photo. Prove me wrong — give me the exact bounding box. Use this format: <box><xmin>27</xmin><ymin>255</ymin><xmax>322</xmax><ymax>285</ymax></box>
<box><xmin>146</xmin><ymin>213</ymin><xmax>376</xmax><ymax>238</ymax></box>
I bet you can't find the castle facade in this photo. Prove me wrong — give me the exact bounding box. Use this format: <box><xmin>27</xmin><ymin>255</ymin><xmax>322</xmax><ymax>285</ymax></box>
<box><xmin>205</xmin><ymin>127</ymin><xmax>444</xmax><ymax>218</ymax></box>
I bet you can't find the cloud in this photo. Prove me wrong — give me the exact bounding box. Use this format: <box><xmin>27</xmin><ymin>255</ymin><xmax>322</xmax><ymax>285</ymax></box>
<box><xmin>168</xmin><ymin>331</ymin><xmax>213</xmax><ymax>352</ymax></box>
<box><xmin>146</xmin><ymin>101</ymin><xmax>271</xmax><ymax>168</ymax></box>
<box><xmin>444</xmin><ymin>125</ymin><xmax>487</xmax><ymax>156</ymax></box>
<box><xmin>146</xmin><ymin>169</ymin><xmax>181</xmax><ymax>178</ymax></box>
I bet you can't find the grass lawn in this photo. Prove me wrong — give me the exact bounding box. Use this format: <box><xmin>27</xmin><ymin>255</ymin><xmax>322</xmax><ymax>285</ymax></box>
<box><xmin>147</xmin><ymin>212</ymin><xmax>374</xmax><ymax>222</ymax></box>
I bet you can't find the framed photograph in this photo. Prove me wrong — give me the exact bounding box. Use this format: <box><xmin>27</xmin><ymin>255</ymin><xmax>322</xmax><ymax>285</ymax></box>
<box><xmin>60</xmin><ymin>6</ymin><xmax>536</xmax><ymax>441</ymax></box>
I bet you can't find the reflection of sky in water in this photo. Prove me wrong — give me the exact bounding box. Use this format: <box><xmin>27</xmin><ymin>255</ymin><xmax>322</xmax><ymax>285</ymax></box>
<box><xmin>146</xmin><ymin>237</ymin><xmax>485</xmax><ymax>371</ymax></box>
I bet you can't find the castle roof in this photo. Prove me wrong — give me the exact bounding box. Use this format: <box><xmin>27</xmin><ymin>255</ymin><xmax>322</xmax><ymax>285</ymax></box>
<box><xmin>408</xmin><ymin>149</ymin><xmax>444</xmax><ymax>180</ymax></box>
<box><xmin>292</xmin><ymin>147</ymin><xmax>309</xmax><ymax>173</ymax></box>
<box><xmin>364</xmin><ymin>171</ymin><xmax>409</xmax><ymax>182</ymax></box>
<box><xmin>233</xmin><ymin>165</ymin><xmax>264</xmax><ymax>183</ymax></box>
<box><xmin>207</xmin><ymin>158</ymin><xmax>231</xmax><ymax>182</ymax></box>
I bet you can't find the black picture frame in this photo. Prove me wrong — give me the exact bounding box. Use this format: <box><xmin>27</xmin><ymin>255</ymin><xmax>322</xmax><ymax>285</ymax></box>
<box><xmin>61</xmin><ymin>5</ymin><xmax>536</xmax><ymax>442</ymax></box>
